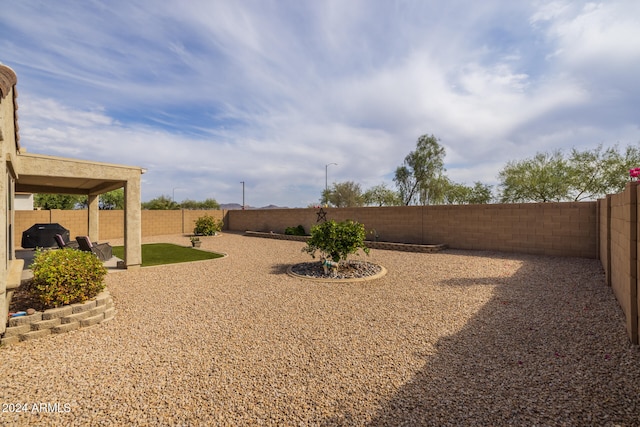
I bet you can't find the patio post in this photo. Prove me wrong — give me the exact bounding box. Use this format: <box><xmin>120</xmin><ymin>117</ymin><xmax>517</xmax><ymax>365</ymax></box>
<box><xmin>88</xmin><ymin>193</ymin><xmax>99</xmax><ymax>243</ymax></box>
<box><xmin>124</xmin><ymin>176</ymin><xmax>142</xmax><ymax>268</ymax></box>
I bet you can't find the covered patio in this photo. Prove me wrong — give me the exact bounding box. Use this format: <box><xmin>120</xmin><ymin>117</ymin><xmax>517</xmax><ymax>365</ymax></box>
<box><xmin>13</xmin><ymin>151</ymin><xmax>144</xmax><ymax>270</ymax></box>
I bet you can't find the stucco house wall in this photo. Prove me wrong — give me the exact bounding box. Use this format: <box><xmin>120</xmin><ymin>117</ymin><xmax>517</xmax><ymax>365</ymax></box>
<box><xmin>0</xmin><ymin>64</ymin><xmax>21</xmax><ymax>334</ymax></box>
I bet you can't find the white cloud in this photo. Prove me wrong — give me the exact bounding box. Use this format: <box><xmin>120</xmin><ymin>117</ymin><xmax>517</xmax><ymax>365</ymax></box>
<box><xmin>2</xmin><ymin>0</ymin><xmax>639</xmax><ymax>206</ymax></box>
<box><xmin>539</xmin><ymin>1</ymin><xmax>640</xmax><ymax>65</ymax></box>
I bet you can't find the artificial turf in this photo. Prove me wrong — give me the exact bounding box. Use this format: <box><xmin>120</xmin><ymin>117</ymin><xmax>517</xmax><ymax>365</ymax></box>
<box><xmin>111</xmin><ymin>243</ymin><xmax>223</xmax><ymax>267</ymax></box>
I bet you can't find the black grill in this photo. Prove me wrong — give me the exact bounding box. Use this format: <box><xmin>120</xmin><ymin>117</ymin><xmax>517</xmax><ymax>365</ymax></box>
<box><xmin>21</xmin><ymin>223</ymin><xmax>70</xmax><ymax>248</ymax></box>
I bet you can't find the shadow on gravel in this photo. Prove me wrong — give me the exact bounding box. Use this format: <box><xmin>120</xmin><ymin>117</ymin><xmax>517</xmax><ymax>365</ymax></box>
<box><xmin>365</xmin><ymin>254</ymin><xmax>640</xmax><ymax>426</ymax></box>
<box><xmin>269</xmin><ymin>263</ymin><xmax>291</xmax><ymax>275</ymax></box>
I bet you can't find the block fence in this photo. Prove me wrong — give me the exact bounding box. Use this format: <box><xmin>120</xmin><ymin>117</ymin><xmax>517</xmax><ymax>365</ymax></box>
<box><xmin>13</xmin><ymin>195</ymin><xmax>640</xmax><ymax>343</ymax></box>
<box><xmin>225</xmin><ymin>202</ymin><xmax>598</xmax><ymax>258</ymax></box>
<box><xmin>597</xmin><ymin>182</ymin><xmax>639</xmax><ymax>344</ymax></box>
<box><xmin>15</xmin><ymin>203</ymin><xmax>597</xmax><ymax>257</ymax></box>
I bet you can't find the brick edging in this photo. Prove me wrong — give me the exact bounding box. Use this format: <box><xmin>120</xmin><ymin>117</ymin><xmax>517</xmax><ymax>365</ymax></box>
<box><xmin>1</xmin><ymin>289</ymin><xmax>115</xmax><ymax>346</ymax></box>
<box><xmin>243</xmin><ymin>231</ymin><xmax>447</xmax><ymax>253</ymax></box>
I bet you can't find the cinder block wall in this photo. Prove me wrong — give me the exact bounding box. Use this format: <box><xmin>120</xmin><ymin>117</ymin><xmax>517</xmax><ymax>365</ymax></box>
<box><xmin>99</xmin><ymin>210</ymin><xmax>124</xmax><ymax>240</ymax></box>
<box><xmin>141</xmin><ymin>210</ymin><xmax>183</xmax><ymax>237</ymax></box>
<box><xmin>599</xmin><ymin>196</ymin><xmax>611</xmax><ymax>286</ymax></box>
<box><xmin>598</xmin><ymin>182</ymin><xmax>639</xmax><ymax>344</ymax></box>
<box><xmin>226</xmin><ymin>202</ymin><xmax>598</xmax><ymax>258</ymax></box>
<box><xmin>51</xmin><ymin>210</ymin><xmax>89</xmax><ymax>238</ymax></box>
<box><xmin>14</xmin><ymin>204</ymin><xmax>597</xmax><ymax>258</ymax></box>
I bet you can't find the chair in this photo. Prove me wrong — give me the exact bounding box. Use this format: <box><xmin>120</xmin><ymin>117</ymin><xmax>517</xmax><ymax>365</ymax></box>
<box><xmin>55</xmin><ymin>234</ymin><xmax>79</xmax><ymax>250</ymax></box>
<box><xmin>75</xmin><ymin>236</ymin><xmax>113</xmax><ymax>261</ymax></box>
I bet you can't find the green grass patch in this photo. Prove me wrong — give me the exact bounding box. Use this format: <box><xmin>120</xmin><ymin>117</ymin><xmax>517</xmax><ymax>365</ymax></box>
<box><xmin>112</xmin><ymin>243</ymin><xmax>223</xmax><ymax>267</ymax></box>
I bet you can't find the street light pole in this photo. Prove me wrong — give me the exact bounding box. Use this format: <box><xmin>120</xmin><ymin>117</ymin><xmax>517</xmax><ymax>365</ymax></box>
<box><xmin>172</xmin><ymin>187</ymin><xmax>182</xmax><ymax>203</ymax></box>
<box><xmin>325</xmin><ymin>162</ymin><xmax>337</xmax><ymax>194</ymax></box>
<box><xmin>240</xmin><ymin>181</ymin><xmax>245</xmax><ymax>210</ymax></box>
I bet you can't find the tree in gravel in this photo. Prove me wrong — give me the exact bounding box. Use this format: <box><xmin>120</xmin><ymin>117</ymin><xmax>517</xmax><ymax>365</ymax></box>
<box><xmin>303</xmin><ymin>219</ymin><xmax>369</xmax><ymax>265</ymax></box>
<box><xmin>394</xmin><ymin>134</ymin><xmax>446</xmax><ymax>205</ymax></box>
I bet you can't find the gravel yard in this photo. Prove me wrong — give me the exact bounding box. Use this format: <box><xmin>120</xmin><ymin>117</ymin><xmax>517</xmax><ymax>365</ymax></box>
<box><xmin>1</xmin><ymin>232</ymin><xmax>639</xmax><ymax>426</ymax></box>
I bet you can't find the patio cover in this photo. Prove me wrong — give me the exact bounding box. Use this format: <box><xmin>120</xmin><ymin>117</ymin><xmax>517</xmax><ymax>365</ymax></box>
<box><xmin>14</xmin><ymin>151</ymin><xmax>145</xmax><ymax>268</ymax></box>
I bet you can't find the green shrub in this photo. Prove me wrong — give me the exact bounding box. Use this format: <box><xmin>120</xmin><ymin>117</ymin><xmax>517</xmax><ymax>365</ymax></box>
<box><xmin>194</xmin><ymin>215</ymin><xmax>223</xmax><ymax>236</ymax></box>
<box><xmin>28</xmin><ymin>249</ymin><xmax>108</xmax><ymax>308</ymax></box>
<box><xmin>303</xmin><ymin>219</ymin><xmax>369</xmax><ymax>263</ymax></box>
<box><xmin>284</xmin><ymin>225</ymin><xmax>306</xmax><ymax>236</ymax></box>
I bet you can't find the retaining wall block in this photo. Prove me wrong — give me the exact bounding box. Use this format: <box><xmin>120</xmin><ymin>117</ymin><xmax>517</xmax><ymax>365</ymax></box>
<box><xmin>19</xmin><ymin>328</ymin><xmax>52</xmax><ymax>341</ymax></box>
<box><xmin>52</xmin><ymin>321</ymin><xmax>80</xmax><ymax>334</ymax></box>
<box><xmin>9</xmin><ymin>312</ymin><xmax>42</xmax><ymax>327</ymax></box>
<box><xmin>42</xmin><ymin>306</ymin><xmax>73</xmax><ymax>320</ymax></box>
<box><xmin>3</xmin><ymin>324</ymin><xmax>31</xmax><ymax>337</ymax></box>
<box><xmin>103</xmin><ymin>307</ymin><xmax>116</xmax><ymax>321</ymax></box>
<box><xmin>95</xmin><ymin>292</ymin><xmax>111</xmax><ymax>306</ymax></box>
<box><xmin>30</xmin><ymin>318</ymin><xmax>62</xmax><ymax>331</ymax></box>
<box><xmin>61</xmin><ymin>311</ymin><xmax>90</xmax><ymax>324</ymax></box>
<box><xmin>88</xmin><ymin>305</ymin><xmax>107</xmax><ymax>317</ymax></box>
<box><xmin>71</xmin><ymin>300</ymin><xmax>97</xmax><ymax>314</ymax></box>
<box><xmin>80</xmin><ymin>313</ymin><xmax>105</xmax><ymax>328</ymax></box>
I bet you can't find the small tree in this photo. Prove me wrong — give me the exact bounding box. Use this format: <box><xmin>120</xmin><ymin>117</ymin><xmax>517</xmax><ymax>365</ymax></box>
<box><xmin>303</xmin><ymin>219</ymin><xmax>369</xmax><ymax>264</ymax></box>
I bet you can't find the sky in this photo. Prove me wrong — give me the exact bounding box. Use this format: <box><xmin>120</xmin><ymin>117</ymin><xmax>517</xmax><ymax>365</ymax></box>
<box><xmin>1</xmin><ymin>0</ymin><xmax>639</xmax><ymax>207</ymax></box>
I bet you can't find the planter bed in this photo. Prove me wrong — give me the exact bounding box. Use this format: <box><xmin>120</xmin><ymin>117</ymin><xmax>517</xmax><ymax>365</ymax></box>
<box><xmin>243</xmin><ymin>230</ymin><xmax>447</xmax><ymax>253</ymax></box>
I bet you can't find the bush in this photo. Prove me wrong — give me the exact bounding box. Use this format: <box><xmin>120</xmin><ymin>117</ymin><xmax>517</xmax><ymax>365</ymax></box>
<box><xmin>28</xmin><ymin>249</ymin><xmax>108</xmax><ymax>308</ymax></box>
<box><xmin>303</xmin><ymin>219</ymin><xmax>369</xmax><ymax>263</ymax></box>
<box><xmin>284</xmin><ymin>225</ymin><xmax>306</xmax><ymax>236</ymax></box>
<box><xmin>194</xmin><ymin>215</ymin><xmax>223</xmax><ymax>236</ymax></box>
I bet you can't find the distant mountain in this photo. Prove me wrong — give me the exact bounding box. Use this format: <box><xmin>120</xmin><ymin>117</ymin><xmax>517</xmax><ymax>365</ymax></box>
<box><xmin>219</xmin><ymin>203</ymin><xmax>244</xmax><ymax>210</ymax></box>
<box><xmin>219</xmin><ymin>203</ymin><xmax>288</xmax><ymax>210</ymax></box>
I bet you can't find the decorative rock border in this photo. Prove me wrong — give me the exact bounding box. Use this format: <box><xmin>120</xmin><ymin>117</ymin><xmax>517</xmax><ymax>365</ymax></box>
<box><xmin>287</xmin><ymin>263</ymin><xmax>387</xmax><ymax>283</ymax></box>
<box><xmin>1</xmin><ymin>290</ymin><xmax>115</xmax><ymax>346</ymax></box>
<box><xmin>244</xmin><ymin>231</ymin><xmax>447</xmax><ymax>253</ymax></box>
